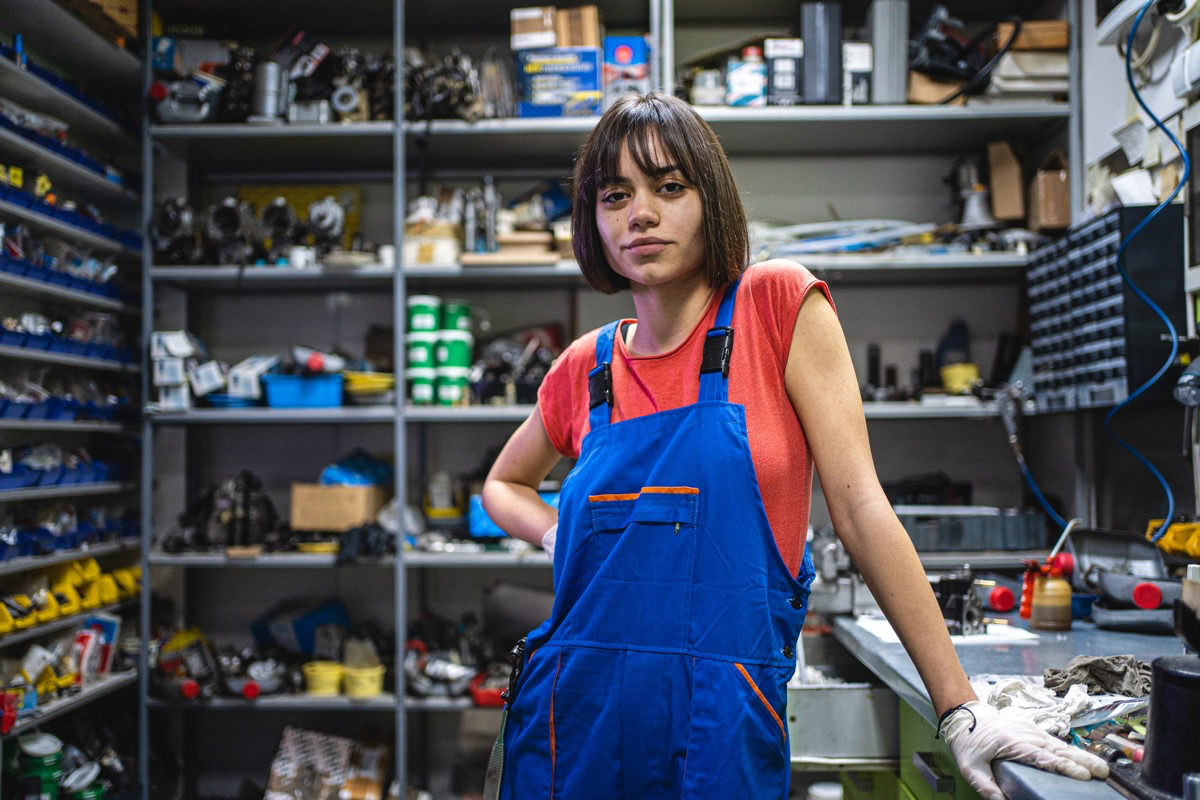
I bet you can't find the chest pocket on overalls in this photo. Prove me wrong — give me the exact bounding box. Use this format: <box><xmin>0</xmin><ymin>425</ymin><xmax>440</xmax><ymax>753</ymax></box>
<box><xmin>579</xmin><ymin>487</ymin><xmax>701</xmax><ymax>648</ymax></box>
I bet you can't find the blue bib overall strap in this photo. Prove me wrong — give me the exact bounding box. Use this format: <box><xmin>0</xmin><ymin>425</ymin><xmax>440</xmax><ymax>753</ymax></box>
<box><xmin>587</xmin><ymin>321</ymin><xmax>618</xmax><ymax>431</ymax></box>
<box><xmin>699</xmin><ymin>278</ymin><xmax>739</xmax><ymax>402</ymax></box>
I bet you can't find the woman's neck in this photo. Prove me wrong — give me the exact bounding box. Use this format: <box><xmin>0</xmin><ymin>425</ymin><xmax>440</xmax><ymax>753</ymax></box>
<box><xmin>625</xmin><ymin>271</ymin><xmax>716</xmax><ymax>357</ymax></box>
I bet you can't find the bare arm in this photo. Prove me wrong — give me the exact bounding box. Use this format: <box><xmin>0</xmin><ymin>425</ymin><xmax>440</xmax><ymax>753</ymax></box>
<box><xmin>482</xmin><ymin>405</ymin><xmax>563</xmax><ymax>546</ymax></box>
<box><xmin>785</xmin><ymin>290</ymin><xmax>976</xmax><ymax>716</ymax></box>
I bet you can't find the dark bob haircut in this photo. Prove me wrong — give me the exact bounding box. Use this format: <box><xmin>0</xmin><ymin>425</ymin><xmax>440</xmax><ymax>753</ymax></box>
<box><xmin>571</xmin><ymin>92</ymin><xmax>750</xmax><ymax>294</ymax></box>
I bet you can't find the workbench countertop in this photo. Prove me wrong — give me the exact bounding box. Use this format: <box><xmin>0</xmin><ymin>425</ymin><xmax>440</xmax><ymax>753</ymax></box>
<box><xmin>830</xmin><ymin>613</ymin><xmax>1187</xmax><ymax>800</ymax></box>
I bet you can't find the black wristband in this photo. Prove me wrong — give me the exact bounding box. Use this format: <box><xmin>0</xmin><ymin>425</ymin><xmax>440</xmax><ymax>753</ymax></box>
<box><xmin>935</xmin><ymin>702</ymin><xmax>978</xmax><ymax>739</ymax></box>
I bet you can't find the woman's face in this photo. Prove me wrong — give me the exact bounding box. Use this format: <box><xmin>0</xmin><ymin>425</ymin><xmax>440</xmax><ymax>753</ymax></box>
<box><xmin>595</xmin><ymin>138</ymin><xmax>706</xmax><ymax>290</ymax></box>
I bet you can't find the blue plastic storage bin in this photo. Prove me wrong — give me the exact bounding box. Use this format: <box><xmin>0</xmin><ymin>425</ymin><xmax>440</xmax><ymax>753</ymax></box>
<box><xmin>23</xmin><ymin>333</ymin><xmax>52</xmax><ymax>350</ymax></box>
<box><xmin>0</xmin><ymin>329</ymin><xmax>25</xmax><ymax>347</ymax></box>
<box><xmin>261</xmin><ymin>374</ymin><xmax>344</xmax><ymax>408</ymax></box>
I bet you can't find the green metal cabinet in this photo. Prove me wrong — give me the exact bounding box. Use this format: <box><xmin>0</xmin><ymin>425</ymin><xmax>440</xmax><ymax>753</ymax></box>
<box><xmin>898</xmin><ymin>700</ymin><xmax>982</xmax><ymax>800</ymax></box>
<box><xmin>842</xmin><ymin>769</ymin><xmax>900</xmax><ymax>800</ymax></box>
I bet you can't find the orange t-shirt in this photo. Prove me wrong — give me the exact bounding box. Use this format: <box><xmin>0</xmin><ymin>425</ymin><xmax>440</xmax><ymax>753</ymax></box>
<box><xmin>537</xmin><ymin>260</ymin><xmax>833</xmax><ymax>575</ymax></box>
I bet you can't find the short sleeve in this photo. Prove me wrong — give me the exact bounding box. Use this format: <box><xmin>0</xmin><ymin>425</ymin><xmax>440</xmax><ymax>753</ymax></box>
<box><xmin>740</xmin><ymin>260</ymin><xmax>835</xmax><ymax>366</ymax></box>
<box><xmin>536</xmin><ymin>330</ymin><xmax>600</xmax><ymax>459</ymax></box>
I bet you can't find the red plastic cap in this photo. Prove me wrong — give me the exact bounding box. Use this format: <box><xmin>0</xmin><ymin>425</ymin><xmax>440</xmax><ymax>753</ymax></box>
<box><xmin>179</xmin><ymin>679</ymin><xmax>200</xmax><ymax>700</ymax></box>
<box><xmin>148</xmin><ymin>82</ymin><xmax>169</xmax><ymax>102</ymax></box>
<box><xmin>1051</xmin><ymin>553</ymin><xmax>1075</xmax><ymax>577</ymax></box>
<box><xmin>1132</xmin><ymin>582</ymin><xmax>1163</xmax><ymax>609</ymax></box>
<box><xmin>305</xmin><ymin>352</ymin><xmax>324</xmax><ymax>372</ymax></box>
<box><xmin>242</xmin><ymin>681</ymin><xmax>260</xmax><ymax>701</ymax></box>
<box><xmin>989</xmin><ymin>586</ymin><xmax>1015</xmax><ymax>612</ymax></box>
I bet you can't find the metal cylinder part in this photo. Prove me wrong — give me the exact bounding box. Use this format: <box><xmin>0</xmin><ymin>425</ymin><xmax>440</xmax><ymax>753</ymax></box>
<box><xmin>251</xmin><ymin>61</ymin><xmax>283</xmax><ymax>119</ymax></box>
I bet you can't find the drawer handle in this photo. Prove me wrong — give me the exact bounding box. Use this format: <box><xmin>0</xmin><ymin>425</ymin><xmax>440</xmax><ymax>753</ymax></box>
<box><xmin>913</xmin><ymin>751</ymin><xmax>956</xmax><ymax>794</ymax></box>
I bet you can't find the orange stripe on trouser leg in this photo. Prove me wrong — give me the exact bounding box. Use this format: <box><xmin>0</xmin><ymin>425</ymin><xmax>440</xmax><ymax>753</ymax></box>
<box><xmin>735</xmin><ymin>662</ymin><xmax>784</xmax><ymax>737</ymax></box>
<box><xmin>549</xmin><ymin>652</ymin><xmax>562</xmax><ymax>798</ymax></box>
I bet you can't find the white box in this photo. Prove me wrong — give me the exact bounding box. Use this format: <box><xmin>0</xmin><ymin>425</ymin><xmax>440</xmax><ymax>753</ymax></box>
<box><xmin>187</xmin><ymin>360</ymin><xmax>227</xmax><ymax>396</ymax></box>
<box><xmin>228</xmin><ymin>355</ymin><xmax>280</xmax><ymax>399</ymax></box>
<box><xmin>151</xmin><ymin>329</ymin><xmax>203</xmax><ymax>359</ymax></box>
<box><xmin>158</xmin><ymin>384</ymin><xmax>192</xmax><ymax>411</ymax></box>
<box><xmin>153</xmin><ymin>357</ymin><xmax>187</xmax><ymax>387</ymax></box>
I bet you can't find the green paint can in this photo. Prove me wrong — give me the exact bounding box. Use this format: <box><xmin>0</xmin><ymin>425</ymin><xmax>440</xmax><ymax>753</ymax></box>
<box><xmin>406</xmin><ymin>295</ymin><xmax>441</xmax><ymax>333</ymax></box>
<box><xmin>66</xmin><ymin>782</ymin><xmax>106</xmax><ymax>800</ymax></box>
<box><xmin>409</xmin><ymin>368</ymin><xmax>437</xmax><ymax>406</ymax></box>
<box><xmin>440</xmin><ymin>299</ymin><xmax>472</xmax><ymax>331</ymax></box>
<box><xmin>435</xmin><ymin>330</ymin><xmax>474</xmax><ymax>368</ymax></box>
<box><xmin>436</xmin><ymin>367</ymin><xmax>472</xmax><ymax>406</ymax></box>
<box><xmin>407</xmin><ymin>332</ymin><xmax>439</xmax><ymax>369</ymax></box>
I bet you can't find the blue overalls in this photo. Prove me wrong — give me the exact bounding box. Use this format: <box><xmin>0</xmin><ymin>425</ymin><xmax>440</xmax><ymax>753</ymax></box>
<box><xmin>500</xmin><ymin>279</ymin><xmax>816</xmax><ymax>799</ymax></box>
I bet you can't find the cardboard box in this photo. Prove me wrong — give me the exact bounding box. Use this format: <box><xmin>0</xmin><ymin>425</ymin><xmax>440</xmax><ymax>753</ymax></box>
<box><xmin>511</xmin><ymin>6</ymin><xmax>558</xmax><ymax>50</ymax></box>
<box><xmin>987</xmin><ymin>140</ymin><xmax>1025</xmax><ymax>221</ymax></box>
<box><xmin>556</xmin><ymin>5</ymin><xmax>601</xmax><ymax>48</ymax></box>
<box><xmin>290</xmin><ymin>483</ymin><xmax>391</xmax><ymax>532</ymax></box>
<box><xmin>603</xmin><ymin>36</ymin><xmax>650</xmax><ymax>109</ymax></box>
<box><xmin>153</xmin><ymin>357</ymin><xmax>187</xmax><ymax>386</ymax></box>
<box><xmin>515</xmin><ymin>47</ymin><xmax>602</xmax><ymax>117</ymax></box>
<box><xmin>227</xmin><ymin>354</ymin><xmax>280</xmax><ymax>399</ymax></box>
<box><xmin>187</xmin><ymin>360</ymin><xmax>226</xmax><ymax>396</ymax></box>
<box><xmin>765</xmin><ymin>38</ymin><xmax>804</xmax><ymax>106</ymax></box>
<box><xmin>157</xmin><ymin>384</ymin><xmax>191</xmax><ymax>411</ymax></box>
<box><xmin>906</xmin><ymin>71</ymin><xmax>964</xmax><ymax>105</ymax></box>
<box><xmin>1029</xmin><ymin>149</ymin><xmax>1070</xmax><ymax>231</ymax></box>
<box><xmin>996</xmin><ymin>20</ymin><xmax>1069</xmax><ymax>51</ymax></box>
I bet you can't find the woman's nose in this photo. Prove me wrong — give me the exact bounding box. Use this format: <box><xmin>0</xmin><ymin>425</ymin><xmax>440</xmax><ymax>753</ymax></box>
<box><xmin>628</xmin><ymin>193</ymin><xmax>658</xmax><ymax>227</ymax></box>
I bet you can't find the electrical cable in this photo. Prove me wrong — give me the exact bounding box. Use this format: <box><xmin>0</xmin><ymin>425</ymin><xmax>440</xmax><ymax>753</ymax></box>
<box><xmin>1107</xmin><ymin>0</ymin><xmax>1192</xmax><ymax>541</ymax></box>
<box><xmin>939</xmin><ymin>17</ymin><xmax>1023</xmax><ymax>105</ymax></box>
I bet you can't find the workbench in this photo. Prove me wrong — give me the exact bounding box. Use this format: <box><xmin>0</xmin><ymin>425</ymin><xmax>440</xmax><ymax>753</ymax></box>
<box><xmin>831</xmin><ymin>614</ymin><xmax>1188</xmax><ymax>800</ymax></box>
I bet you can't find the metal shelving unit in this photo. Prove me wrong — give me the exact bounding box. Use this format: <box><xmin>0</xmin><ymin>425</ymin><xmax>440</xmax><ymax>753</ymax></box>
<box><xmin>148</xmin><ymin>406</ymin><xmax>395</xmax><ymax>424</ymax></box>
<box><xmin>2</xmin><ymin>671</ymin><xmax>139</xmax><ymax>740</ymax></box>
<box><xmin>0</xmin><ymin>418</ymin><xmax>130</xmax><ymax>433</ymax></box>
<box><xmin>0</xmin><ymin>343</ymin><xmax>139</xmax><ymax>373</ymax></box>
<box><xmin>147</xmin><ymin>693</ymin><xmax>398</xmax><ymax>711</ymax></box>
<box><xmin>0</xmin><ymin>539</ymin><xmax>139</xmax><ymax>578</ymax></box>
<box><xmin>150</xmin><ymin>264</ymin><xmax>393</xmax><ymax>292</ymax></box>
<box><xmin>0</xmin><ymin>268</ymin><xmax>139</xmax><ymax>314</ymax></box>
<box><xmin>0</xmin><ymin>57</ymin><xmax>137</xmax><ymax>153</ymax></box>
<box><xmin>148</xmin><ymin>551</ymin><xmax>394</xmax><ymax>568</ymax></box>
<box><xmin>0</xmin><ymin>124</ymin><xmax>139</xmax><ymax>205</ymax></box>
<box><xmin>0</xmin><ymin>195</ymin><xmax>137</xmax><ymax>254</ymax></box>
<box><xmin>0</xmin><ymin>481</ymin><xmax>137</xmax><ymax>502</ymax></box>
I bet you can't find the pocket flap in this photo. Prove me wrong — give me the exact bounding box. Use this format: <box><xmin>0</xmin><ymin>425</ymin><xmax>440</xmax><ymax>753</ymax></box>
<box><xmin>589</xmin><ymin>487</ymin><xmax>699</xmax><ymax>532</ymax></box>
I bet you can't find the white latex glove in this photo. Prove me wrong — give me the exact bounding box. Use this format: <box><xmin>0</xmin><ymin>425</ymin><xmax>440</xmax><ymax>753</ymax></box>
<box><xmin>541</xmin><ymin>523</ymin><xmax>557</xmax><ymax>561</ymax></box>
<box><xmin>941</xmin><ymin>701</ymin><xmax>1110</xmax><ymax>800</ymax></box>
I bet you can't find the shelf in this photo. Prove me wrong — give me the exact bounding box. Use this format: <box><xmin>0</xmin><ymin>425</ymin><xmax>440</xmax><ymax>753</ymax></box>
<box><xmin>406</xmin><ymin>696</ymin><xmax>477</xmax><ymax>711</ymax></box>
<box><xmin>0</xmin><ymin>481</ymin><xmax>136</xmax><ymax>503</ymax></box>
<box><xmin>0</xmin><ymin>269</ymin><xmax>138</xmax><ymax>314</ymax></box>
<box><xmin>862</xmin><ymin>401</ymin><xmax>1000</xmax><ymax>419</ymax></box>
<box><xmin>150</xmin><ymin>122</ymin><xmax>396</xmax><ymax>173</ymax></box>
<box><xmin>673</xmin><ymin>0</ymin><xmax>1031</xmax><ymax>22</ymax></box>
<box><xmin>3</xmin><ymin>0</ymin><xmax>142</xmax><ymax>95</ymax></box>
<box><xmin>149</xmin><ymin>551</ymin><xmax>393</xmax><ymax>568</ymax></box>
<box><xmin>0</xmin><ymin>125</ymin><xmax>138</xmax><ymax>205</ymax></box>
<box><xmin>0</xmin><ymin>539</ymin><xmax>138</xmax><ymax>578</ymax></box>
<box><xmin>0</xmin><ymin>196</ymin><xmax>137</xmax><ymax>254</ymax></box>
<box><xmin>0</xmin><ymin>418</ymin><xmax>130</xmax><ymax>434</ymax></box>
<box><xmin>0</xmin><ymin>344</ymin><xmax>139</xmax><ymax>374</ymax></box>
<box><xmin>2</xmin><ymin>670</ymin><xmax>138</xmax><ymax>739</ymax></box>
<box><xmin>151</xmin><ymin>264</ymin><xmax>394</xmax><ymax>292</ymax></box>
<box><xmin>406</xmin><ymin>405</ymin><xmax>533</xmax><ymax>423</ymax></box>
<box><xmin>404</xmin><ymin>551</ymin><xmax>550</xmax><ymax>568</ymax></box>
<box><xmin>149</xmin><ymin>406</ymin><xmax>394</xmax><ymax>424</ymax></box>
<box><xmin>404</xmin><ymin>105</ymin><xmax>1070</xmax><ymax>167</ymax></box>
<box><xmin>0</xmin><ymin>57</ymin><xmax>136</xmax><ymax>153</ymax></box>
<box><xmin>404</xmin><ymin>262</ymin><xmax>585</xmax><ymax>287</ymax></box>
<box><xmin>0</xmin><ymin>600</ymin><xmax>135</xmax><ymax>650</ymax></box>
<box><xmin>148</xmin><ymin>693</ymin><xmax>398</xmax><ymax>711</ymax></box>
<box><xmin>797</xmin><ymin>253</ymin><xmax>1028</xmax><ymax>284</ymax></box>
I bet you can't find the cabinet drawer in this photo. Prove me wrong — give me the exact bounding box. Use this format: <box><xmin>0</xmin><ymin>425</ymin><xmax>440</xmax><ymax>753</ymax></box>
<box><xmin>898</xmin><ymin>701</ymin><xmax>980</xmax><ymax>800</ymax></box>
<box><xmin>842</xmin><ymin>769</ymin><xmax>899</xmax><ymax>800</ymax></box>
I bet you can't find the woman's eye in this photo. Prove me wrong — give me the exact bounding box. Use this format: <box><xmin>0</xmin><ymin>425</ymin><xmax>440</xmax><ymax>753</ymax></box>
<box><xmin>601</xmin><ymin>191</ymin><xmax>628</xmax><ymax>204</ymax></box>
<box><xmin>661</xmin><ymin>181</ymin><xmax>686</xmax><ymax>194</ymax></box>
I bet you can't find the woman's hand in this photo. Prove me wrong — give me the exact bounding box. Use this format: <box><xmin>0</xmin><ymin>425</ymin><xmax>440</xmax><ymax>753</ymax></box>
<box><xmin>941</xmin><ymin>701</ymin><xmax>1110</xmax><ymax>800</ymax></box>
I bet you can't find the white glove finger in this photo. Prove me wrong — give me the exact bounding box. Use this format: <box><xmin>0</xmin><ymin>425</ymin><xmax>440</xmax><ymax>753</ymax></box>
<box><xmin>1005</xmin><ymin>741</ymin><xmax>1092</xmax><ymax>781</ymax></box>
<box><xmin>1042</xmin><ymin>741</ymin><xmax>1111</xmax><ymax>779</ymax></box>
<box><xmin>961</xmin><ymin>763</ymin><xmax>1006</xmax><ymax>800</ymax></box>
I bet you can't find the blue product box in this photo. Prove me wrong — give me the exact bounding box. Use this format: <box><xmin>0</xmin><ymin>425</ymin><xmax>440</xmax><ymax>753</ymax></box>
<box><xmin>603</xmin><ymin>36</ymin><xmax>651</xmax><ymax>109</ymax></box>
<box><xmin>468</xmin><ymin>491</ymin><xmax>560</xmax><ymax>538</ymax></box>
<box><xmin>516</xmin><ymin>47</ymin><xmax>602</xmax><ymax>117</ymax></box>
<box><xmin>251</xmin><ymin>599</ymin><xmax>351</xmax><ymax>657</ymax></box>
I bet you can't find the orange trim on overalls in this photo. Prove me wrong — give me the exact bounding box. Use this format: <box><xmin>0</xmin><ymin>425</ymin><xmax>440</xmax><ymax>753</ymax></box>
<box><xmin>588</xmin><ymin>486</ymin><xmax>701</xmax><ymax>502</ymax></box>
<box><xmin>735</xmin><ymin>663</ymin><xmax>785</xmax><ymax>737</ymax></box>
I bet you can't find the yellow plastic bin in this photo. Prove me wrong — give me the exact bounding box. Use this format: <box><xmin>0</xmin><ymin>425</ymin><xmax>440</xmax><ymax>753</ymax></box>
<box><xmin>343</xmin><ymin>664</ymin><xmax>385</xmax><ymax>699</ymax></box>
<box><xmin>302</xmin><ymin>661</ymin><xmax>344</xmax><ymax>696</ymax></box>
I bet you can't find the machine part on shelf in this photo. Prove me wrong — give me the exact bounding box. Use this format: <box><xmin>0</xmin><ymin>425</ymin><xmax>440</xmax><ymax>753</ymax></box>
<box><xmin>947</xmin><ymin>157</ymin><xmax>1000</xmax><ymax>231</ymax></box>
<box><xmin>248</xmin><ymin>60</ymin><xmax>289</xmax><ymax>124</ymax></box>
<box><xmin>204</xmin><ymin>197</ymin><xmax>259</xmax><ymax>265</ymax></box>
<box><xmin>148</xmin><ymin>78</ymin><xmax>221</xmax><ymax>124</ymax></box>
<box><xmin>367</xmin><ymin>54</ymin><xmax>397</xmax><ymax>120</ymax></box>
<box><xmin>404</xmin><ymin>47</ymin><xmax>483</xmax><ymax>124</ymax></box>
<box><xmin>930</xmin><ymin>570</ymin><xmax>985</xmax><ymax>635</ymax></box>
<box><xmin>331</xmin><ymin>84</ymin><xmax>366</xmax><ymax>117</ymax></box>
<box><xmin>337</xmin><ymin>523</ymin><xmax>396</xmax><ymax>564</ymax></box>
<box><xmin>288</xmin><ymin>99</ymin><xmax>332</xmax><ymax>124</ymax></box>
<box><xmin>307</xmin><ymin>196</ymin><xmax>346</xmax><ymax>253</ymax></box>
<box><xmin>175</xmin><ymin>471</ymin><xmax>279</xmax><ymax>550</ymax></box>
<box><xmin>261</xmin><ymin>197</ymin><xmax>306</xmax><ymax>263</ymax></box>
<box><xmin>483</xmin><ymin>175</ymin><xmax>498</xmax><ymax>252</ymax></box>
<box><xmin>152</xmin><ymin>197</ymin><xmax>200</xmax><ymax>265</ymax></box>
<box><xmin>217</xmin><ymin>46</ymin><xmax>258</xmax><ymax>123</ymax></box>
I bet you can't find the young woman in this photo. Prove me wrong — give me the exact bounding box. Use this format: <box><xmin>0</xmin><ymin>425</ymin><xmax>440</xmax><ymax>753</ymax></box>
<box><xmin>481</xmin><ymin>92</ymin><xmax>1107</xmax><ymax>800</ymax></box>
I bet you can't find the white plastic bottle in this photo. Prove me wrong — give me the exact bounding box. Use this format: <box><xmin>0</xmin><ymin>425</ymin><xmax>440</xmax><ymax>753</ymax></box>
<box><xmin>726</xmin><ymin>46</ymin><xmax>767</xmax><ymax>107</ymax></box>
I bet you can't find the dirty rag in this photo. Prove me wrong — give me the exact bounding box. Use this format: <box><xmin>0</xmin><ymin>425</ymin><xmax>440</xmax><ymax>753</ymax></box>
<box><xmin>987</xmin><ymin>679</ymin><xmax>1092</xmax><ymax>737</ymax></box>
<box><xmin>1043</xmin><ymin>654</ymin><xmax>1152</xmax><ymax>698</ymax></box>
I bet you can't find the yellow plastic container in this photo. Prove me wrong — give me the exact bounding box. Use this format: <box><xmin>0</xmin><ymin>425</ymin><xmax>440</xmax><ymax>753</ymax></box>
<box><xmin>53</xmin><ymin>583</ymin><xmax>82</xmax><ymax>616</ymax></box>
<box><xmin>10</xmin><ymin>595</ymin><xmax>36</xmax><ymax>629</ymax></box>
<box><xmin>94</xmin><ymin>575</ymin><xmax>120</xmax><ymax>604</ymax></box>
<box><xmin>0</xmin><ymin>603</ymin><xmax>14</xmax><ymax>635</ymax></box>
<box><xmin>302</xmin><ymin>661</ymin><xmax>344</xmax><ymax>696</ymax></box>
<box><xmin>111</xmin><ymin>568</ymin><xmax>138</xmax><ymax>597</ymax></box>
<box><xmin>33</xmin><ymin>589</ymin><xmax>59</xmax><ymax>624</ymax></box>
<box><xmin>343</xmin><ymin>664</ymin><xmax>385</xmax><ymax>699</ymax></box>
